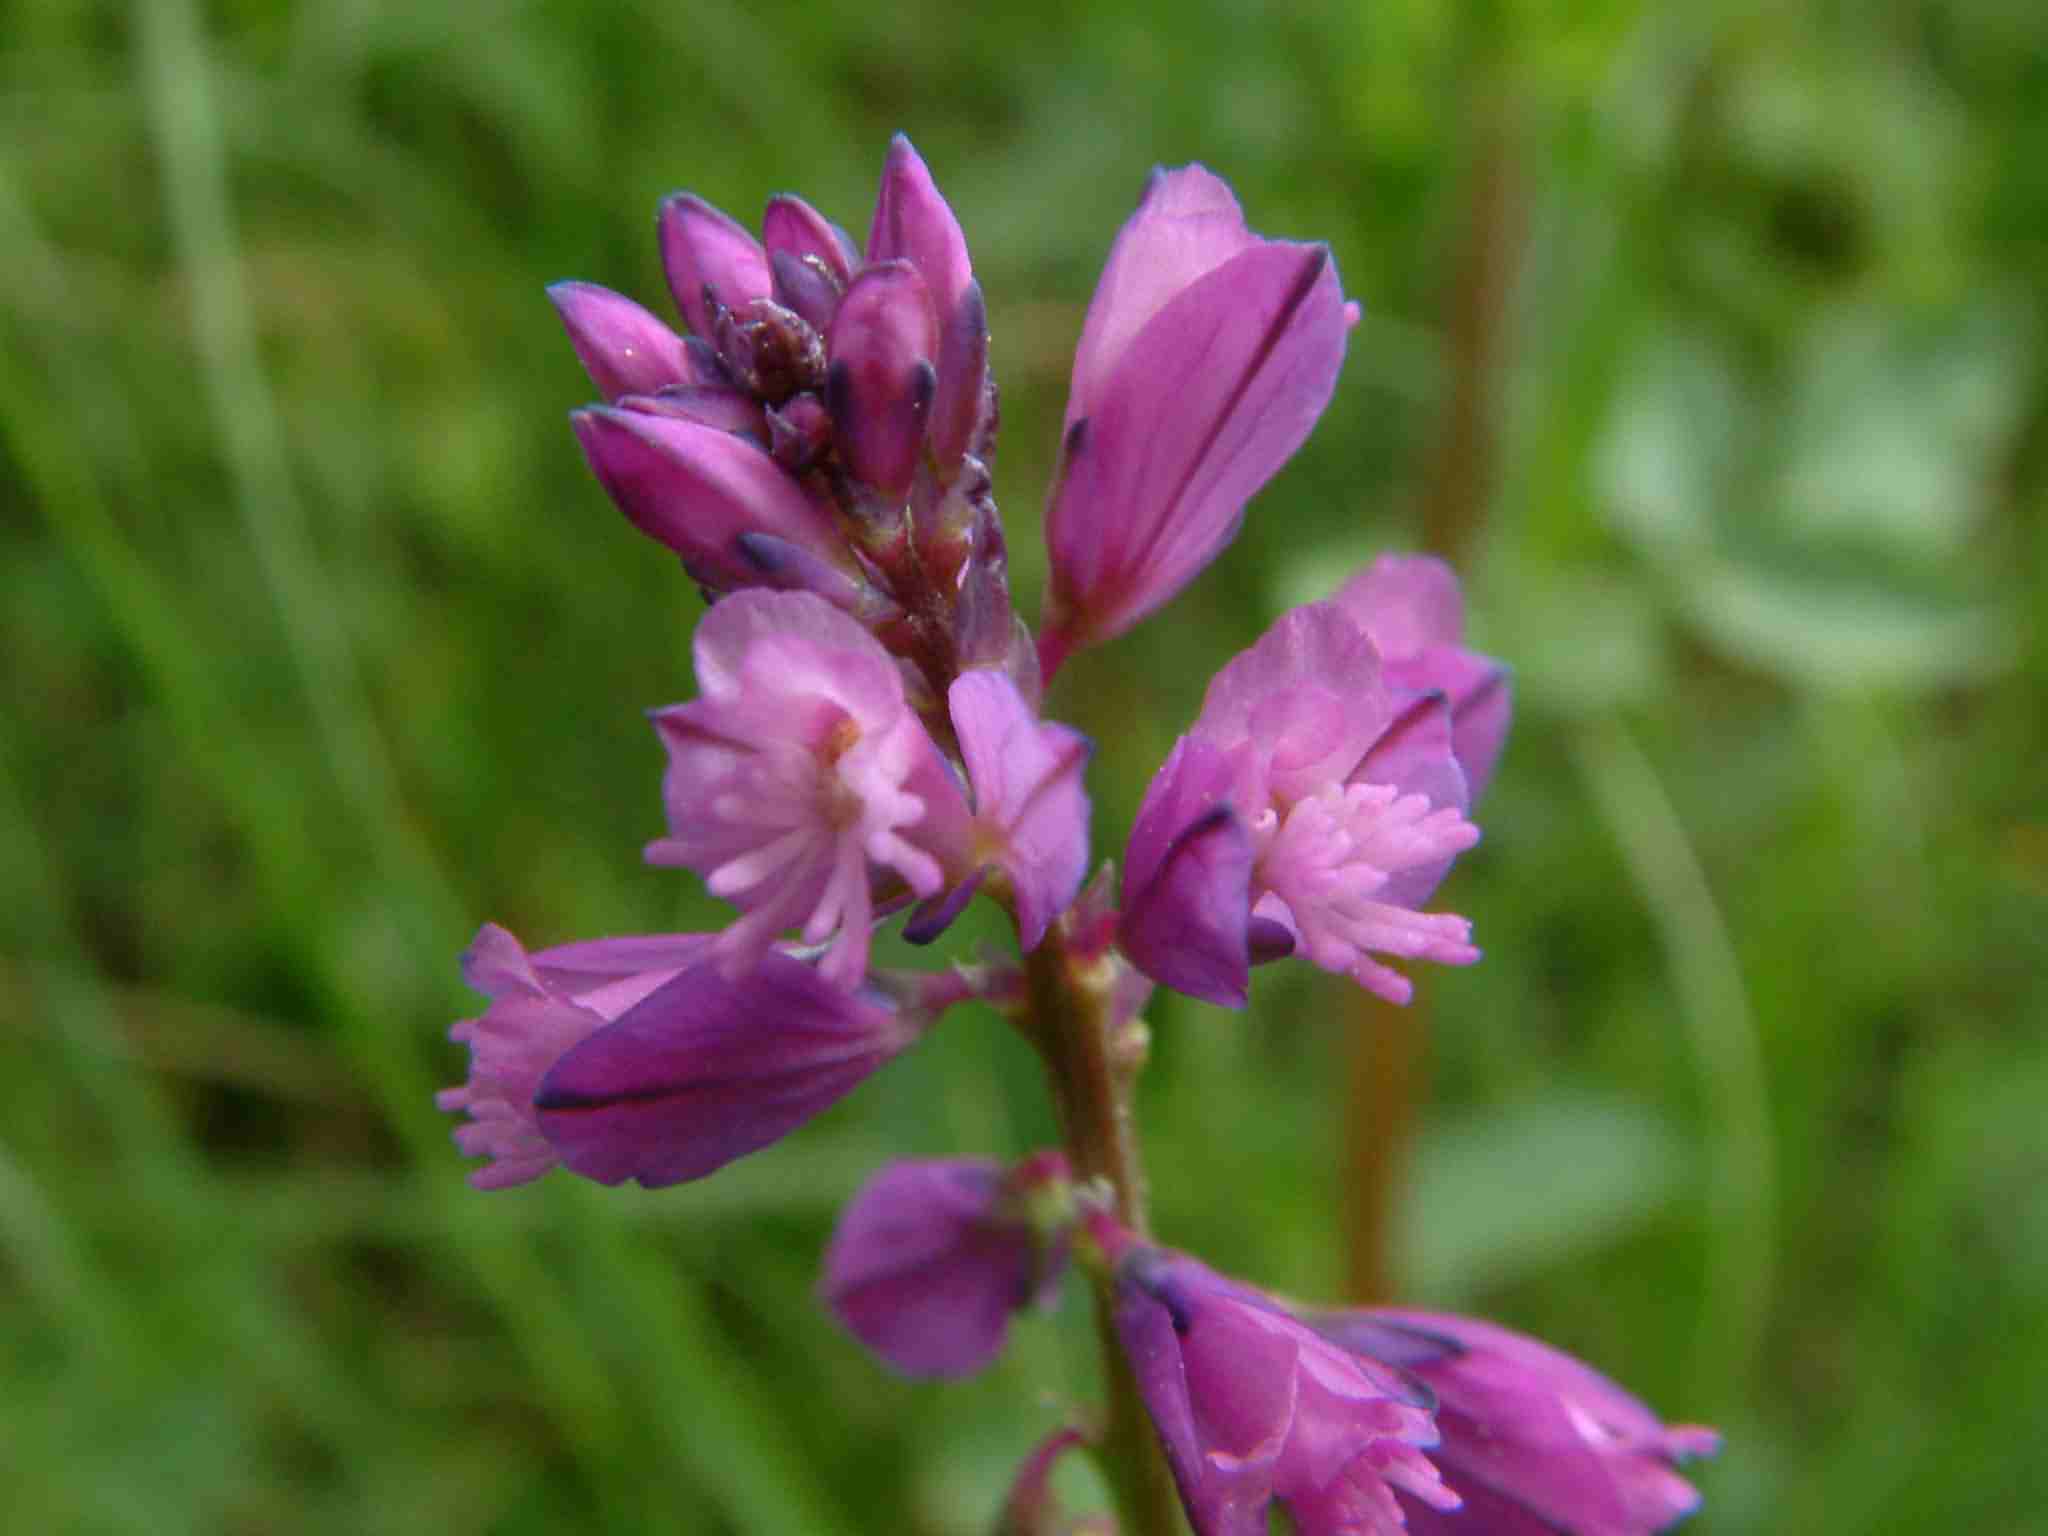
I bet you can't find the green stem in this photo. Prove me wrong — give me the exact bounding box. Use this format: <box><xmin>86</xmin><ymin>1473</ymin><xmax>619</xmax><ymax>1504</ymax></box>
<box><xmin>1023</xmin><ymin>924</ymin><xmax>1184</xmax><ymax>1536</ymax></box>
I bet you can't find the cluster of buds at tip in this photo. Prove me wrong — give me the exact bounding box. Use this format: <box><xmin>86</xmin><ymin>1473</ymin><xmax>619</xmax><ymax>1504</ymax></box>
<box><xmin>554</xmin><ymin>134</ymin><xmax>1029</xmax><ymax>741</ymax></box>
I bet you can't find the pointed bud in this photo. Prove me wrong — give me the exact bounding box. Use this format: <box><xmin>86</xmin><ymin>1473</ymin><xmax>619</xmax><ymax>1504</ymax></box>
<box><xmin>866</xmin><ymin>134</ymin><xmax>974</xmax><ymax>324</ymax></box>
<box><xmin>547</xmin><ymin>281</ymin><xmax>698</xmax><ymax>402</ymax></box>
<box><xmin>571</xmin><ymin>406</ymin><xmax>844</xmax><ymax>593</ymax></box>
<box><xmin>657</xmin><ymin>193</ymin><xmax>773</xmax><ymax>339</ymax></box>
<box><xmin>825</xmin><ymin>261</ymin><xmax>938</xmax><ymax>501</ymax></box>
<box><xmin>763</xmin><ymin>193</ymin><xmax>858</xmax><ymax>286</ymax></box>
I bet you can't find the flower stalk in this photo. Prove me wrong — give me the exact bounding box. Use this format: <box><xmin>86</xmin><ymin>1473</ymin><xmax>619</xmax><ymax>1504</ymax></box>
<box><xmin>1023</xmin><ymin>921</ymin><xmax>1183</xmax><ymax>1536</ymax></box>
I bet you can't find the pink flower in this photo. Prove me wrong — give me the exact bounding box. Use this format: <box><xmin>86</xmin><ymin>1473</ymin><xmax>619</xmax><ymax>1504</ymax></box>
<box><xmin>1307</xmin><ymin>1310</ymin><xmax>1720</xmax><ymax>1536</ymax></box>
<box><xmin>1039</xmin><ymin>166</ymin><xmax>1357</xmax><ymax>678</ymax></box>
<box><xmin>646</xmin><ymin>589</ymin><xmax>972</xmax><ymax>988</ymax></box>
<box><xmin>1120</xmin><ymin>599</ymin><xmax>1480</xmax><ymax>1007</ymax></box>
<box><xmin>436</xmin><ymin>924</ymin><xmax>714</xmax><ymax>1189</ymax></box>
<box><xmin>1108</xmin><ymin>1239</ymin><xmax>1457</xmax><ymax>1536</ymax></box>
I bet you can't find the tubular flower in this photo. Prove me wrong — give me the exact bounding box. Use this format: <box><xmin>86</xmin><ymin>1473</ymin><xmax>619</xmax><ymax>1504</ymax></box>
<box><xmin>555</xmin><ymin>136</ymin><xmax>1024</xmax><ymax>710</ymax></box>
<box><xmin>1332</xmin><ymin>555</ymin><xmax>1511</xmax><ymax>801</ymax></box>
<box><xmin>821</xmin><ymin>1151</ymin><xmax>1074</xmax><ymax>1379</ymax></box>
<box><xmin>1120</xmin><ymin>598</ymin><xmax>1480</xmax><ymax>1007</ymax></box>
<box><xmin>437</xmin><ymin>923</ymin><xmax>716</xmax><ymax>1189</ymax></box>
<box><xmin>646</xmin><ymin>589</ymin><xmax>971</xmax><ymax>989</ymax></box>
<box><xmin>1306</xmin><ymin>1311</ymin><xmax>1720</xmax><ymax>1536</ymax></box>
<box><xmin>1106</xmin><ymin>1238</ymin><xmax>1457</xmax><ymax>1536</ymax></box>
<box><xmin>1039</xmin><ymin>165</ymin><xmax>1358</xmax><ymax>679</ymax></box>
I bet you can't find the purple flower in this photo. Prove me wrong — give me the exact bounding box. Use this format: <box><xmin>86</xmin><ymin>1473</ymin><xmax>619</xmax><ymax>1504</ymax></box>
<box><xmin>1307</xmin><ymin>1311</ymin><xmax>1720</xmax><ymax>1536</ymax></box>
<box><xmin>646</xmin><ymin>589</ymin><xmax>972</xmax><ymax>988</ymax></box>
<box><xmin>1120</xmin><ymin>599</ymin><xmax>1480</xmax><ymax>1007</ymax></box>
<box><xmin>1039</xmin><ymin>166</ymin><xmax>1358</xmax><ymax>678</ymax></box>
<box><xmin>1333</xmin><ymin>556</ymin><xmax>1512</xmax><ymax>801</ymax></box>
<box><xmin>436</xmin><ymin>924</ymin><xmax>715</xmax><ymax>1189</ymax></box>
<box><xmin>821</xmin><ymin>1151</ymin><xmax>1073</xmax><ymax>1379</ymax></box>
<box><xmin>906</xmin><ymin>669</ymin><xmax>1091</xmax><ymax>951</ymax></box>
<box><xmin>1107</xmin><ymin>1239</ymin><xmax>1457</xmax><ymax>1536</ymax></box>
<box><xmin>531</xmin><ymin>949</ymin><xmax>938</xmax><ymax>1189</ymax></box>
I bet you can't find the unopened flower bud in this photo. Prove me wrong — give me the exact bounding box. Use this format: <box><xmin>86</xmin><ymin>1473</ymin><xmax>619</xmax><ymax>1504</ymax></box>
<box><xmin>657</xmin><ymin>192</ymin><xmax>772</xmax><ymax>339</ymax></box>
<box><xmin>826</xmin><ymin>261</ymin><xmax>938</xmax><ymax>502</ymax></box>
<box><xmin>763</xmin><ymin>192</ymin><xmax>859</xmax><ymax>287</ymax></box>
<box><xmin>547</xmin><ymin>281</ymin><xmax>698</xmax><ymax>401</ymax></box>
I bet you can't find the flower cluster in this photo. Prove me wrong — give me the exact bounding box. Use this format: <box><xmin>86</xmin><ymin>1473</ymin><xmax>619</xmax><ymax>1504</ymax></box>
<box><xmin>439</xmin><ymin>137</ymin><xmax>1716</xmax><ymax>1534</ymax></box>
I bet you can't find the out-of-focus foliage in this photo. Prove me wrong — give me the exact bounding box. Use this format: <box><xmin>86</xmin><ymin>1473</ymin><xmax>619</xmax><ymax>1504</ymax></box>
<box><xmin>3</xmin><ymin>0</ymin><xmax>2043</xmax><ymax>1532</ymax></box>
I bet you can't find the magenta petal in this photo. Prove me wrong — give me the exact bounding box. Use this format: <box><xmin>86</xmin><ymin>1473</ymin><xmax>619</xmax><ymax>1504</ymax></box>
<box><xmin>548</xmin><ymin>281</ymin><xmax>697</xmax><ymax>402</ymax></box>
<box><xmin>763</xmin><ymin>192</ymin><xmax>858</xmax><ymax>286</ymax></box>
<box><xmin>1334</xmin><ymin>555</ymin><xmax>1466</xmax><ymax>656</ymax></box>
<box><xmin>866</xmin><ymin>134</ymin><xmax>974</xmax><ymax>327</ymax></box>
<box><xmin>1335</xmin><ymin>556</ymin><xmax>1512</xmax><ymax>800</ymax></box>
<box><xmin>657</xmin><ymin>192</ymin><xmax>773</xmax><ymax>338</ymax></box>
<box><xmin>534</xmin><ymin>955</ymin><xmax>915</xmax><ymax>1188</ymax></box>
<box><xmin>1044</xmin><ymin>240</ymin><xmax>1350</xmax><ymax>656</ymax></box>
<box><xmin>825</xmin><ymin>262</ymin><xmax>937</xmax><ymax>500</ymax></box>
<box><xmin>1195</xmin><ymin>602</ymin><xmax>1391</xmax><ymax>806</ymax></box>
<box><xmin>821</xmin><ymin>1157</ymin><xmax>1068</xmax><ymax>1379</ymax></box>
<box><xmin>1064</xmin><ymin>166</ymin><xmax>1261</xmax><ymax>432</ymax></box>
<box><xmin>570</xmin><ymin>406</ymin><xmax>843</xmax><ymax>591</ymax></box>
<box><xmin>1119</xmin><ymin>736</ymin><xmax>1257</xmax><ymax>1007</ymax></box>
<box><xmin>949</xmin><ymin>670</ymin><xmax>1092</xmax><ymax>951</ymax></box>
<box><xmin>1352</xmin><ymin>692</ymin><xmax>1470</xmax><ymax>910</ymax></box>
<box><xmin>526</xmin><ymin>933</ymin><xmax>718</xmax><ymax>991</ymax></box>
<box><xmin>1388</xmin><ymin>649</ymin><xmax>1512</xmax><ymax>803</ymax></box>
<box><xmin>441</xmin><ymin>924</ymin><xmax>706</xmax><ymax>1191</ymax></box>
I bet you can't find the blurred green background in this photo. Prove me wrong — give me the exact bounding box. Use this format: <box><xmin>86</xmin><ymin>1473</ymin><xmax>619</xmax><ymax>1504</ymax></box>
<box><xmin>5</xmin><ymin>0</ymin><xmax>2045</xmax><ymax>1530</ymax></box>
